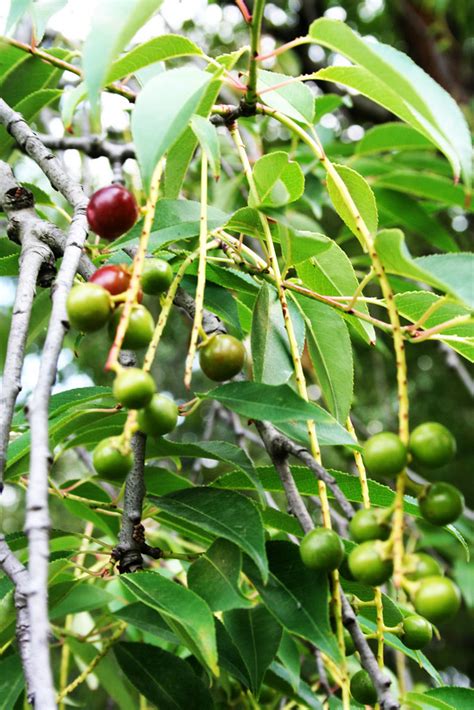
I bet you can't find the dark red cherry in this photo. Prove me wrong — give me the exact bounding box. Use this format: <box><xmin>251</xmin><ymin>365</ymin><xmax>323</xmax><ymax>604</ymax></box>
<box><xmin>87</xmin><ymin>185</ymin><xmax>139</xmax><ymax>241</ymax></box>
<box><xmin>90</xmin><ymin>264</ymin><xmax>131</xmax><ymax>296</ymax></box>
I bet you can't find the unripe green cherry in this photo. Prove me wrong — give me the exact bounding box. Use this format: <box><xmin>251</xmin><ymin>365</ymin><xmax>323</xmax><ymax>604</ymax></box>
<box><xmin>413</xmin><ymin>576</ymin><xmax>461</xmax><ymax>623</ymax></box>
<box><xmin>404</xmin><ymin>552</ymin><xmax>443</xmax><ymax>581</ymax></box>
<box><xmin>348</xmin><ymin>540</ymin><xmax>393</xmax><ymax>586</ymax></box>
<box><xmin>350</xmin><ymin>670</ymin><xmax>377</xmax><ymax>706</ymax></box>
<box><xmin>113</xmin><ymin>368</ymin><xmax>156</xmax><ymax>409</ymax></box>
<box><xmin>362</xmin><ymin>432</ymin><xmax>407</xmax><ymax>478</ymax></box>
<box><xmin>402</xmin><ymin>615</ymin><xmax>433</xmax><ymax>650</ymax></box>
<box><xmin>299</xmin><ymin>528</ymin><xmax>345</xmax><ymax>572</ymax></box>
<box><xmin>109</xmin><ymin>304</ymin><xmax>154</xmax><ymax>350</ymax></box>
<box><xmin>66</xmin><ymin>283</ymin><xmax>112</xmax><ymax>332</ymax></box>
<box><xmin>93</xmin><ymin>436</ymin><xmax>133</xmax><ymax>480</ymax></box>
<box><xmin>199</xmin><ymin>334</ymin><xmax>245</xmax><ymax>382</ymax></box>
<box><xmin>141</xmin><ymin>258</ymin><xmax>173</xmax><ymax>294</ymax></box>
<box><xmin>349</xmin><ymin>508</ymin><xmax>390</xmax><ymax>543</ymax></box>
<box><xmin>409</xmin><ymin>422</ymin><xmax>456</xmax><ymax>469</ymax></box>
<box><xmin>418</xmin><ymin>482</ymin><xmax>464</xmax><ymax>526</ymax></box>
<box><xmin>137</xmin><ymin>394</ymin><xmax>178</xmax><ymax>436</ymax></box>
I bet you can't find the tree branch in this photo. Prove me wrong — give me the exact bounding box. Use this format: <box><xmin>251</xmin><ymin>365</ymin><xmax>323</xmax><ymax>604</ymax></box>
<box><xmin>0</xmin><ymin>97</ymin><xmax>89</xmax><ymax>710</ymax></box>
<box><xmin>0</xmin><ymin>536</ymin><xmax>34</xmax><ymax>705</ymax></box>
<box><xmin>37</xmin><ymin>134</ymin><xmax>135</xmax><ymax>163</ymax></box>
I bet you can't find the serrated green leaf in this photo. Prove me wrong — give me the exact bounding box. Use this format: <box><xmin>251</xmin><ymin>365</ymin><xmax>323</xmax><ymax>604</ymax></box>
<box><xmin>251</xmin><ymin>283</ymin><xmax>305</xmax><ymax>386</ymax></box>
<box><xmin>132</xmin><ymin>67</ymin><xmax>212</xmax><ymax>192</ymax></box>
<box><xmin>293</xmin><ymin>294</ymin><xmax>353</xmax><ymax>422</ymax></box>
<box><xmin>281</xmin><ymin>229</ymin><xmax>331</xmax><ymax>268</ymax></box>
<box><xmin>121</xmin><ymin>571</ymin><xmax>218</xmax><ymax>674</ymax></box>
<box><xmin>375</xmin><ymin>229</ymin><xmax>474</xmax><ymax>307</ymax></box>
<box><xmin>82</xmin><ymin>0</ymin><xmax>163</xmax><ymax>110</ymax></box>
<box><xmin>309</xmin><ymin>18</ymin><xmax>472</xmax><ymax>188</ymax></box>
<box><xmin>223</xmin><ymin>606</ymin><xmax>282</xmax><ymax>695</ymax></box>
<box><xmin>0</xmin><ymin>654</ymin><xmax>24</xmax><ymax>710</ymax></box>
<box><xmin>277</xmin><ymin>632</ymin><xmax>301</xmax><ymax>692</ymax></box>
<box><xmin>107</xmin><ymin>34</ymin><xmax>202</xmax><ymax>83</ymax></box>
<box><xmin>243</xmin><ymin>541</ymin><xmax>339</xmax><ymax>661</ymax></box>
<box><xmin>150</xmin><ymin>488</ymin><xmax>268</xmax><ymax>581</ymax></box>
<box><xmin>296</xmin><ymin>242</ymin><xmax>376</xmax><ymax>343</ymax></box>
<box><xmin>374</xmin><ymin>170</ymin><xmax>470</xmax><ymax>209</ymax></box>
<box><xmin>258</xmin><ymin>70</ymin><xmax>315</xmax><ymax>125</ymax></box>
<box><xmin>426</xmin><ymin>687</ymin><xmax>474</xmax><ymax>709</ymax></box>
<box><xmin>115</xmin><ymin>642</ymin><xmax>214</xmax><ymax>709</ymax></box>
<box><xmin>356</xmin><ymin>123</ymin><xmax>434</xmax><ymax>155</ymax></box>
<box><xmin>326</xmin><ymin>164</ymin><xmax>378</xmax><ymax>245</ymax></box>
<box><xmin>250</xmin><ymin>152</ymin><xmax>304</xmax><ymax>208</ymax></box>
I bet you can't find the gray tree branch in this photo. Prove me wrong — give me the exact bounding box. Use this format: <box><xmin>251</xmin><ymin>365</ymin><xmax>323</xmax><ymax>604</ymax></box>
<box><xmin>0</xmin><ymin>97</ymin><xmax>89</xmax><ymax>710</ymax></box>
<box><xmin>37</xmin><ymin>133</ymin><xmax>135</xmax><ymax>163</ymax></box>
<box><xmin>0</xmin><ymin>536</ymin><xmax>34</xmax><ymax>705</ymax></box>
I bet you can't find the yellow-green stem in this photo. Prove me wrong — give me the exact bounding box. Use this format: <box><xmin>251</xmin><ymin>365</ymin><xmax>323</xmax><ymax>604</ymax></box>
<box><xmin>230</xmin><ymin>123</ymin><xmax>349</xmax><ymax>708</ymax></box>
<box><xmin>106</xmin><ymin>160</ymin><xmax>164</xmax><ymax>371</ymax></box>
<box><xmin>184</xmin><ymin>153</ymin><xmax>209</xmax><ymax>389</ymax></box>
<box><xmin>142</xmin><ymin>240</ymin><xmax>219</xmax><ymax>372</ymax></box>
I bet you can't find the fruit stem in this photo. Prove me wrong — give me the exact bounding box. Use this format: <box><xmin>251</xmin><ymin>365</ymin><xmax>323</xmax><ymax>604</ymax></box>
<box><xmin>346</xmin><ymin>416</ymin><xmax>370</xmax><ymax>509</ymax></box>
<box><xmin>184</xmin><ymin>152</ymin><xmax>209</xmax><ymax>389</ymax></box>
<box><xmin>230</xmin><ymin>122</ymin><xmax>350</xmax><ymax>709</ymax></box>
<box><xmin>105</xmin><ymin>159</ymin><xmax>164</xmax><ymax>372</ymax></box>
<box><xmin>142</xmin><ymin>240</ymin><xmax>220</xmax><ymax>373</ymax></box>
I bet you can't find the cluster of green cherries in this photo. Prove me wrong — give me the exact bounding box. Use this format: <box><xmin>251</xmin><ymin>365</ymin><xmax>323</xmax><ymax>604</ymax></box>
<box><xmin>66</xmin><ymin>184</ymin><xmax>246</xmax><ymax>480</ymax></box>
<box><xmin>298</xmin><ymin>422</ymin><xmax>463</xmax><ymax>706</ymax></box>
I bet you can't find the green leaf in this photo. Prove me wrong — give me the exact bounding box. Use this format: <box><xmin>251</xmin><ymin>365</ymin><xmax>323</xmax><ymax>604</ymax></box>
<box><xmin>146</xmin><ymin>437</ymin><xmax>261</xmax><ymax>495</ymax></box>
<box><xmin>121</xmin><ymin>571</ymin><xmax>218</xmax><ymax>674</ymax></box>
<box><xmin>115</xmin><ymin>602</ymin><xmax>180</xmax><ymax>644</ymax></box>
<box><xmin>277</xmin><ymin>632</ymin><xmax>301</xmax><ymax>692</ymax></box>
<box><xmin>326</xmin><ymin>164</ymin><xmax>378</xmax><ymax>246</ymax></box>
<box><xmin>5</xmin><ymin>0</ymin><xmax>31</xmax><ymax>34</ymax></box>
<box><xmin>356</xmin><ymin>123</ymin><xmax>434</xmax><ymax>155</ymax></box>
<box><xmin>280</xmin><ymin>229</ymin><xmax>331</xmax><ymax>268</ymax></box>
<box><xmin>200</xmin><ymin>382</ymin><xmax>357</xmax><ymax>448</ymax></box>
<box><xmin>0</xmin><ymin>89</ymin><xmax>61</xmax><ymax>158</ymax></box>
<box><xmin>293</xmin><ymin>294</ymin><xmax>353</xmax><ymax>422</ymax></box>
<box><xmin>309</xmin><ymin>18</ymin><xmax>472</xmax><ymax>188</ymax></box>
<box><xmin>132</xmin><ymin>67</ymin><xmax>212</xmax><ymax>192</ymax></box>
<box><xmin>267</xmin><ymin>662</ymin><xmax>324</xmax><ymax>709</ymax></box>
<box><xmin>163</xmin><ymin>49</ymin><xmax>243</xmax><ymax>199</ymax></box>
<box><xmin>0</xmin><ymin>254</ymin><xmax>19</xmax><ymax>276</ymax></box>
<box><xmin>315</xmin><ymin>93</ymin><xmax>346</xmax><ymax>122</ymax></box>
<box><xmin>404</xmin><ymin>691</ymin><xmax>455</xmax><ymax>709</ymax></box>
<box><xmin>395</xmin><ymin>291</ymin><xmax>474</xmax><ymax>362</ymax></box>
<box><xmin>190</xmin><ymin>114</ymin><xmax>221</xmax><ymax>180</ymax></box>
<box><xmin>188</xmin><ymin>539</ymin><xmax>252</xmax><ymax>612</ymax></box>
<box><xmin>426</xmin><ymin>688</ymin><xmax>474</xmax><ymax>709</ymax></box>
<box><xmin>107</xmin><ymin>34</ymin><xmax>202</xmax><ymax>82</ymax></box>
<box><xmin>258</xmin><ymin>70</ymin><xmax>315</xmax><ymax>125</ymax></box>
<box><xmin>243</xmin><ymin>541</ymin><xmax>339</xmax><ymax>661</ymax></box>
<box><xmin>110</xmin><ymin>199</ymin><xmax>228</xmax><ymax>252</ymax></box>
<box><xmin>251</xmin><ymin>283</ymin><xmax>305</xmax><ymax>386</ymax></box>
<box><xmin>82</xmin><ymin>0</ymin><xmax>163</xmax><ymax>110</ymax></box>
<box><xmin>31</xmin><ymin>0</ymin><xmax>67</xmax><ymax>43</ymax></box>
<box><xmin>115</xmin><ymin>642</ymin><xmax>214</xmax><ymax>710</ymax></box>
<box><xmin>49</xmin><ymin>582</ymin><xmax>114</xmax><ymax>619</ymax></box>
<box><xmin>0</xmin><ymin>654</ymin><xmax>24</xmax><ymax>710</ymax></box>
<box><xmin>150</xmin><ymin>488</ymin><xmax>268</xmax><ymax>581</ymax></box>
<box><xmin>374</xmin><ymin>170</ymin><xmax>470</xmax><ymax>209</ymax></box>
<box><xmin>250</xmin><ymin>152</ymin><xmax>304</xmax><ymax>208</ymax></box>
<box><xmin>223</xmin><ymin>606</ymin><xmax>282</xmax><ymax>695</ymax></box>
<box><xmin>296</xmin><ymin>241</ymin><xmax>376</xmax><ymax>344</ymax></box>
<box><xmin>375</xmin><ymin>229</ymin><xmax>474</xmax><ymax>307</ymax></box>
<box><xmin>375</xmin><ymin>188</ymin><xmax>458</xmax><ymax>252</ymax></box>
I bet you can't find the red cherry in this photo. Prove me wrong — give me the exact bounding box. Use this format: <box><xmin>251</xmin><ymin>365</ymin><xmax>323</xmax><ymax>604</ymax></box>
<box><xmin>90</xmin><ymin>264</ymin><xmax>131</xmax><ymax>295</ymax></box>
<box><xmin>87</xmin><ymin>185</ymin><xmax>139</xmax><ymax>241</ymax></box>
<box><xmin>89</xmin><ymin>264</ymin><xmax>143</xmax><ymax>303</ymax></box>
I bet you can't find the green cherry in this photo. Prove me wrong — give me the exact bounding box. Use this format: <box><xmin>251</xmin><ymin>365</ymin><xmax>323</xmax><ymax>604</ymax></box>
<box><xmin>66</xmin><ymin>283</ymin><xmax>112</xmax><ymax>332</ymax></box>
<box><xmin>349</xmin><ymin>508</ymin><xmax>390</xmax><ymax>543</ymax></box>
<box><xmin>404</xmin><ymin>552</ymin><xmax>443</xmax><ymax>581</ymax></box>
<box><xmin>199</xmin><ymin>334</ymin><xmax>246</xmax><ymax>382</ymax></box>
<box><xmin>137</xmin><ymin>394</ymin><xmax>179</xmax><ymax>436</ymax></box>
<box><xmin>362</xmin><ymin>432</ymin><xmax>407</xmax><ymax>478</ymax></box>
<box><xmin>409</xmin><ymin>422</ymin><xmax>456</xmax><ymax>469</ymax></box>
<box><xmin>413</xmin><ymin>576</ymin><xmax>461</xmax><ymax>623</ymax></box>
<box><xmin>348</xmin><ymin>541</ymin><xmax>393</xmax><ymax>586</ymax></box>
<box><xmin>109</xmin><ymin>304</ymin><xmax>154</xmax><ymax>350</ymax></box>
<box><xmin>418</xmin><ymin>482</ymin><xmax>464</xmax><ymax>526</ymax></box>
<box><xmin>141</xmin><ymin>258</ymin><xmax>173</xmax><ymax>294</ymax></box>
<box><xmin>350</xmin><ymin>670</ymin><xmax>377</xmax><ymax>706</ymax></box>
<box><xmin>299</xmin><ymin>528</ymin><xmax>345</xmax><ymax>572</ymax></box>
<box><xmin>402</xmin><ymin>615</ymin><xmax>433</xmax><ymax>650</ymax></box>
<box><xmin>113</xmin><ymin>368</ymin><xmax>156</xmax><ymax>409</ymax></box>
<box><xmin>92</xmin><ymin>436</ymin><xmax>133</xmax><ymax>480</ymax></box>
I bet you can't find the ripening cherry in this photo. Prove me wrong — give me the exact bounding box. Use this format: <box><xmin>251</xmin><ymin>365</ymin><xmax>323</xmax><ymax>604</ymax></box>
<box><xmin>92</xmin><ymin>436</ymin><xmax>133</xmax><ymax>480</ymax></box>
<box><xmin>137</xmin><ymin>393</ymin><xmax>178</xmax><ymax>436</ymax></box>
<box><xmin>90</xmin><ymin>264</ymin><xmax>131</xmax><ymax>296</ymax></box>
<box><xmin>199</xmin><ymin>334</ymin><xmax>246</xmax><ymax>382</ymax></box>
<box><xmin>87</xmin><ymin>184</ymin><xmax>139</xmax><ymax>241</ymax></box>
